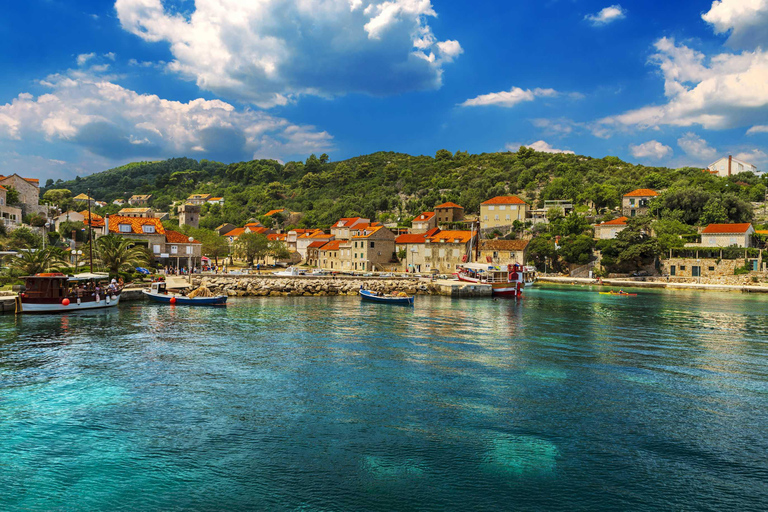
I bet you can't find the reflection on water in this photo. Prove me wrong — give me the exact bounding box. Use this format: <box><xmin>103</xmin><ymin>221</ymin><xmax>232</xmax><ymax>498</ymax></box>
<box><xmin>1</xmin><ymin>288</ymin><xmax>767</xmax><ymax>511</ymax></box>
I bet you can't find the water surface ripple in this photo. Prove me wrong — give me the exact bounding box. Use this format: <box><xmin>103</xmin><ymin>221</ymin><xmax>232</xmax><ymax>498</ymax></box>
<box><xmin>1</xmin><ymin>287</ymin><xmax>767</xmax><ymax>510</ymax></box>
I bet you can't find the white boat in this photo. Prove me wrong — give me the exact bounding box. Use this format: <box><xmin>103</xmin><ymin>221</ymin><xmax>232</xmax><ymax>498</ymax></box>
<box><xmin>454</xmin><ymin>263</ymin><xmax>527</xmax><ymax>297</ymax></box>
<box><xmin>274</xmin><ymin>267</ymin><xmax>306</xmax><ymax>276</ymax></box>
<box><xmin>18</xmin><ymin>272</ymin><xmax>120</xmax><ymax>314</ymax></box>
<box><xmin>522</xmin><ymin>265</ymin><xmax>537</xmax><ymax>286</ymax></box>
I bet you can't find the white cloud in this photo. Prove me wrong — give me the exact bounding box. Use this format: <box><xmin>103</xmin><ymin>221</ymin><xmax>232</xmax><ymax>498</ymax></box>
<box><xmin>506</xmin><ymin>140</ymin><xmax>575</xmax><ymax>154</ymax></box>
<box><xmin>735</xmin><ymin>149</ymin><xmax>767</xmax><ymax>168</ymax></box>
<box><xmin>747</xmin><ymin>125</ymin><xmax>768</xmax><ymax>135</ymax></box>
<box><xmin>597</xmin><ymin>37</ymin><xmax>768</xmax><ymax>132</ymax></box>
<box><xmin>702</xmin><ymin>0</ymin><xmax>768</xmax><ymax>48</ymax></box>
<box><xmin>77</xmin><ymin>52</ymin><xmax>96</xmax><ymax>66</ymax></box>
<box><xmin>114</xmin><ymin>0</ymin><xmax>461</xmax><ymax>108</ymax></box>
<box><xmin>677</xmin><ymin>132</ymin><xmax>718</xmax><ymax>160</ymax></box>
<box><xmin>461</xmin><ymin>87</ymin><xmax>560</xmax><ymax>107</ymax></box>
<box><xmin>0</xmin><ymin>69</ymin><xmax>333</xmax><ymax>168</ymax></box>
<box><xmin>585</xmin><ymin>5</ymin><xmax>626</xmax><ymax>26</ymax></box>
<box><xmin>629</xmin><ymin>140</ymin><xmax>672</xmax><ymax>159</ymax></box>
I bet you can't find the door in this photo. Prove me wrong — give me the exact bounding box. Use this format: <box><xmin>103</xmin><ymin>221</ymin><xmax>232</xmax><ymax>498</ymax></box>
<box><xmin>670</xmin><ymin>265</ymin><xmax>675</xmax><ymax>276</ymax></box>
<box><xmin>752</xmin><ymin>260</ymin><xmax>759</xmax><ymax>271</ymax></box>
<box><xmin>692</xmin><ymin>266</ymin><xmax>701</xmax><ymax>277</ymax></box>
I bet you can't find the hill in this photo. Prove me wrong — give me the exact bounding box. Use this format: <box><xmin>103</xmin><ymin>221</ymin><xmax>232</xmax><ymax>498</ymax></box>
<box><xmin>43</xmin><ymin>148</ymin><xmax>767</xmax><ymax>230</ymax></box>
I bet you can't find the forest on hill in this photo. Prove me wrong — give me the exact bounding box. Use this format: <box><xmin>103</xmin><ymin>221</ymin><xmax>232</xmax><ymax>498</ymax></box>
<box><xmin>44</xmin><ymin>148</ymin><xmax>767</xmax><ymax>231</ymax></box>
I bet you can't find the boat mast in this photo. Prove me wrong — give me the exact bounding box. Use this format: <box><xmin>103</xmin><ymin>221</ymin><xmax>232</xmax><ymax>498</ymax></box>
<box><xmin>87</xmin><ymin>188</ymin><xmax>94</xmax><ymax>273</ymax></box>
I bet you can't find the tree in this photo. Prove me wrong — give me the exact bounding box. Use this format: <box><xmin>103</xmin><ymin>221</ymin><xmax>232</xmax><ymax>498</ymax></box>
<box><xmin>93</xmin><ymin>234</ymin><xmax>151</xmax><ymax>276</ymax></box>
<box><xmin>268</xmin><ymin>239</ymin><xmax>291</xmax><ymax>262</ymax></box>
<box><xmin>319</xmin><ymin>153</ymin><xmax>330</xmax><ymax>164</ymax></box>
<box><xmin>11</xmin><ymin>247</ymin><xmax>65</xmax><ymax>275</ymax></box>
<box><xmin>527</xmin><ymin>234</ymin><xmax>558</xmax><ymax>270</ymax></box>
<box><xmin>42</xmin><ymin>189</ymin><xmax>72</xmax><ymax>206</ymax></box>
<box><xmin>558</xmin><ymin>234</ymin><xmax>595</xmax><ymax>265</ymax></box>
<box><xmin>234</xmin><ymin>232</ymin><xmax>269</xmax><ymax>266</ymax></box>
<box><xmin>9</xmin><ymin>227</ymin><xmax>42</xmax><ymax>250</ymax></box>
<box><xmin>5</xmin><ymin>186</ymin><xmax>20</xmax><ymax>206</ymax></box>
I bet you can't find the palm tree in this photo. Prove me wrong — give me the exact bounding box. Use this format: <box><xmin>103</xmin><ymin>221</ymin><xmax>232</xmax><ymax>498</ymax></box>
<box><xmin>93</xmin><ymin>234</ymin><xmax>150</xmax><ymax>276</ymax></box>
<box><xmin>11</xmin><ymin>247</ymin><xmax>65</xmax><ymax>275</ymax></box>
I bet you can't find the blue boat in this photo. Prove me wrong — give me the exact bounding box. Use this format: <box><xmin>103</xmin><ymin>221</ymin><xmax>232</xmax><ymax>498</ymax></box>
<box><xmin>359</xmin><ymin>289</ymin><xmax>414</xmax><ymax>306</ymax></box>
<box><xmin>143</xmin><ymin>281</ymin><xmax>227</xmax><ymax>306</ymax></box>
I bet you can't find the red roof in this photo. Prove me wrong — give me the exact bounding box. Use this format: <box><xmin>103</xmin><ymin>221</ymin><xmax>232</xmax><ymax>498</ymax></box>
<box><xmin>224</xmin><ymin>228</ymin><xmax>245</xmax><ymax>238</ymax></box>
<box><xmin>334</xmin><ymin>217</ymin><xmax>364</xmax><ymax>228</ymax></box>
<box><xmin>246</xmin><ymin>226</ymin><xmax>270</xmax><ymax>234</ymax></box>
<box><xmin>413</xmin><ymin>212</ymin><xmax>435</xmax><ymax>222</ymax></box>
<box><xmin>427</xmin><ymin>230</ymin><xmax>474</xmax><ymax>243</ymax></box>
<box><xmin>701</xmin><ymin>223</ymin><xmax>752</xmax><ymax>234</ymax></box>
<box><xmin>165</xmin><ymin>230</ymin><xmax>200</xmax><ymax>244</ymax></box>
<box><xmin>307</xmin><ymin>241</ymin><xmax>327</xmax><ymax>248</ymax></box>
<box><xmin>481</xmin><ymin>196</ymin><xmax>526</xmax><ymax>205</ymax></box>
<box><xmin>425</xmin><ymin>227</ymin><xmax>441</xmax><ymax>237</ymax></box>
<box><xmin>0</xmin><ymin>185</ymin><xmax>6</xmax><ymax>191</ymax></box>
<box><xmin>319</xmin><ymin>240</ymin><xmax>343</xmax><ymax>251</ymax></box>
<box><xmin>600</xmin><ymin>216</ymin><xmax>629</xmax><ymax>226</ymax></box>
<box><xmin>396</xmin><ymin>233</ymin><xmax>427</xmax><ymax>244</ymax></box>
<box><xmin>264</xmin><ymin>209</ymin><xmax>285</xmax><ymax>216</ymax></box>
<box><xmin>624</xmin><ymin>188</ymin><xmax>658</xmax><ymax>197</ymax></box>
<box><xmin>435</xmin><ymin>202</ymin><xmax>464</xmax><ymax>209</ymax></box>
<box><xmin>80</xmin><ymin>210</ymin><xmax>105</xmax><ymax>228</ymax></box>
<box><xmin>108</xmin><ymin>215</ymin><xmax>165</xmax><ymax>235</ymax></box>
<box><xmin>267</xmin><ymin>233</ymin><xmax>287</xmax><ymax>241</ymax></box>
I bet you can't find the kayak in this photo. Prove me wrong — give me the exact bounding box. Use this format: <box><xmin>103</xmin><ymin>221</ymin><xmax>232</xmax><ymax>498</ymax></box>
<box><xmin>599</xmin><ymin>291</ymin><xmax>638</xmax><ymax>297</ymax></box>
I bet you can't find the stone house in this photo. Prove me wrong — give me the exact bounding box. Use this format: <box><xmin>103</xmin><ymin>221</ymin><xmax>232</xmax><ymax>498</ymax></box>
<box><xmin>295</xmin><ymin>230</ymin><xmax>335</xmax><ymax>260</ymax></box>
<box><xmin>0</xmin><ymin>185</ymin><xmax>22</xmax><ymax>228</ymax></box>
<box><xmin>411</xmin><ymin>211</ymin><xmax>436</xmax><ymax>233</ymax></box>
<box><xmin>622</xmin><ymin>189</ymin><xmax>658</xmax><ymax>217</ymax></box>
<box><xmin>434</xmin><ymin>202</ymin><xmax>464</xmax><ymax>224</ymax></box>
<box><xmin>128</xmin><ymin>194</ymin><xmax>152</xmax><ymax>206</ymax></box>
<box><xmin>0</xmin><ymin>174</ymin><xmax>46</xmax><ymax>216</ymax></box>
<box><xmin>423</xmin><ymin>230</ymin><xmax>476</xmax><ymax>274</ymax></box>
<box><xmin>306</xmin><ymin>241</ymin><xmax>326</xmax><ymax>267</ymax></box>
<box><xmin>698</xmin><ymin>223</ymin><xmax>755</xmax><ymax>248</ymax></box>
<box><xmin>395</xmin><ymin>233</ymin><xmax>427</xmax><ymax>273</ymax></box>
<box><xmin>350</xmin><ymin>226</ymin><xmax>396</xmax><ymax>272</ymax></box>
<box><xmin>479</xmin><ymin>239</ymin><xmax>530</xmax><ymax>265</ymax></box>
<box><xmin>480</xmin><ymin>196</ymin><xmax>527</xmax><ymax>230</ymax></box>
<box><xmin>330</xmin><ymin>217</ymin><xmax>370</xmax><ymax>239</ymax></box>
<box><xmin>179</xmin><ymin>203</ymin><xmax>201</xmax><ymax>228</ymax></box>
<box><xmin>594</xmin><ymin>217</ymin><xmax>629</xmax><ymax>240</ymax></box>
<box><xmin>187</xmin><ymin>193</ymin><xmax>211</xmax><ymax>205</ymax></box>
<box><xmin>103</xmin><ymin>215</ymin><xmax>202</xmax><ymax>269</ymax></box>
<box><xmin>318</xmin><ymin>240</ymin><xmax>348</xmax><ymax>271</ymax></box>
<box><xmin>118</xmin><ymin>207</ymin><xmax>154</xmax><ymax>218</ymax></box>
<box><xmin>215</xmin><ymin>223</ymin><xmax>236</xmax><ymax>236</ymax></box>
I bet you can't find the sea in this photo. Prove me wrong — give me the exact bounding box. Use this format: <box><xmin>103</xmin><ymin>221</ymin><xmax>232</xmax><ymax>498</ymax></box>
<box><xmin>1</xmin><ymin>285</ymin><xmax>767</xmax><ymax>511</ymax></box>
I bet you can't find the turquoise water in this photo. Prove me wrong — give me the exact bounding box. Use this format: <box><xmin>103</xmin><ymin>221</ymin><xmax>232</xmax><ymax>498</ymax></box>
<box><xmin>1</xmin><ymin>286</ymin><xmax>767</xmax><ymax>511</ymax></box>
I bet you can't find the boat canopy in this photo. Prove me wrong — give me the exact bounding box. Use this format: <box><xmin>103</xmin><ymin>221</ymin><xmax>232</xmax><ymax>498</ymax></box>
<box><xmin>69</xmin><ymin>272</ymin><xmax>110</xmax><ymax>281</ymax></box>
<box><xmin>459</xmin><ymin>263</ymin><xmax>499</xmax><ymax>271</ymax></box>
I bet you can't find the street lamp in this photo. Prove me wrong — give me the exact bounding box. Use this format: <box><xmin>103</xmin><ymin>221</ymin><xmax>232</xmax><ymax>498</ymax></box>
<box><xmin>188</xmin><ymin>236</ymin><xmax>194</xmax><ymax>284</ymax></box>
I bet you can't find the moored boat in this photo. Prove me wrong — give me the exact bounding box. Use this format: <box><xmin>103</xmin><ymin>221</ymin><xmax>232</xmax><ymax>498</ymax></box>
<box><xmin>143</xmin><ymin>281</ymin><xmax>227</xmax><ymax>306</ymax></box>
<box><xmin>455</xmin><ymin>263</ymin><xmax>526</xmax><ymax>297</ymax></box>
<box><xmin>17</xmin><ymin>272</ymin><xmax>120</xmax><ymax>314</ymax></box>
<box><xmin>359</xmin><ymin>289</ymin><xmax>414</xmax><ymax>306</ymax></box>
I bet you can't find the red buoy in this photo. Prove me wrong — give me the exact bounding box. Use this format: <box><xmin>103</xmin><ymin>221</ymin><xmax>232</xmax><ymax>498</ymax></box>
<box><xmin>170</xmin><ymin>297</ymin><xmax>176</xmax><ymax>304</ymax></box>
<box><xmin>62</xmin><ymin>298</ymin><xmax>70</xmax><ymax>306</ymax></box>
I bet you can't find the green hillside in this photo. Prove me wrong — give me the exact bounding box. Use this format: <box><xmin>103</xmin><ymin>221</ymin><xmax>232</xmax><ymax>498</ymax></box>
<box><xmin>44</xmin><ymin>148</ymin><xmax>766</xmax><ymax>230</ymax></box>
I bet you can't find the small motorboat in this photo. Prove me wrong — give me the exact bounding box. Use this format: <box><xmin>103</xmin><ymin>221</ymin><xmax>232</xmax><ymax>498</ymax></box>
<box><xmin>143</xmin><ymin>281</ymin><xmax>227</xmax><ymax>306</ymax></box>
<box><xmin>274</xmin><ymin>267</ymin><xmax>306</xmax><ymax>277</ymax></box>
<box><xmin>359</xmin><ymin>289</ymin><xmax>414</xmax><ymax>306</ymax></box>
<box><xmin>599</xmin><ymin>291</ymin><xmax>638</xmax><ymax>297</ymax></box>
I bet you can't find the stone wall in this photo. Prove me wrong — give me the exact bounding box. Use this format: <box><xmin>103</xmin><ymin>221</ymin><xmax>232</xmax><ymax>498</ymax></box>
<box><xmin>661</xmin><ymin>257</ymin><xmax>753</xmax><ymax>278</ymax></box>
<box><xmin>192</xmin><ymin>276</ymin><xmax>438</xmax><ymax>297</ymax></box>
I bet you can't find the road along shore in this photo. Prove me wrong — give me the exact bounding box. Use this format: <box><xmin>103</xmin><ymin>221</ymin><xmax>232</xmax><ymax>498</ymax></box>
<box><xmin>538</xmin><ymin>276</ymin><xmax>768</xmax><ymax>294</ymax></box>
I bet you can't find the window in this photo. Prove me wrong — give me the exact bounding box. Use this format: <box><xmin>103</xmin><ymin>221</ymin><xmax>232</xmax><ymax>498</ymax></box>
<box><xmin>119</xmin><ymin>224</ymin><xmax>131</xmax><ymax>233</ymax></box>
<box><xmin>171</xmin><ymin>245</ymin><xmax>178</xmax><ymax>254</ymax></box>
<box><xmin>142</xmin><ymin>225</ymin><xmax>155</xmax><ymax>233</ymax></box>
<box><xmin>484</xmin><ymin>215</ymin><xmax>488</xmax><ymax>220</ymax></box>
<box><xmin>670</xmin><ymin>265</ymin><xmax>676</xmax><ymax>276</ymax></box>
<box><xmin>453</xmin><ymin>249</ymin><xmax>461</xmax><ymax>257</ymax></box>
<box><xmin>153</xmin><ymin>244</ymin><xmax>161</xmax><ymax>254</ymax></box>
<box><xmin>493</xmin><ymin>251</ymin><xmax>498</xmax><ymax>259</ymax></box>
<box><xmin>488</xmin><ymin>205</ymin><xmax>495</xmax><ymax>211</ymax></box>
<box><xmin>370</xmin><ymin>242</ymin><xmax>375</xmax><ymax>248</ymax></box>
<box><xmin>354</xmin><ymin>241</ymin><xmax>358</xmax><ymax>248</ymax></box>
<box><xmin>499</xmin><ymin>205</ymin><xmax>506</xmax><ymax>210</ymax></box>
<box><xmin>692</xmin><ymin>266</ymin><xmax>701</xmax><ymax>277</ymax></box>
<box><xmin>630</xmin><ymin>210</ymin><xmax>636</xmax><ymax>217</ymax></box>
<box><xmin>439</xmin><ymin>248</ymin><xmax>446</xmax><ymax>257</ymax></box>
<box><xmin>680</xmin><ymin>265</ymin><xmax>686</xmax><ymax>271</ymax></box>
<box><xmin>708</xmin><ymin>266</ymin><xmax>715</xmax><ymax>271</ymax></box>
<box><xmin>186</xmin><ymin>246</ymin><xmax>194</xmax><ymax>254</ymax></box>
<box><xmin>709</xmin><ymin>237</ymin><xmax>716</xmax><ymax>245</ymax></box>
<box><xmin>425</xmin><ymin>248</ymin><xmax>432</xmax><ymax>257</ymax></box>
<box><xmin>630</xmin><ymin>198</ymin><xmax>635</xmax><ymax>206</ymax></box>
<box><xmin>494</xmin><ymin>215</ymin><xmax>499</xmax><ymax>221</ymax></box>
<box><xmin>506</xmin><ymin>215</ymin><xmax>511</xmax><ymax>221</ymax></box>
<box><xmin>510</xmin><ymin>205</ymin><xmax>517</xmax><ymax>211</ymax></box>
<box><xmin>730</xmin><ymin>237</ymin><xmax>737</xmax><ymax>245</ymax></box>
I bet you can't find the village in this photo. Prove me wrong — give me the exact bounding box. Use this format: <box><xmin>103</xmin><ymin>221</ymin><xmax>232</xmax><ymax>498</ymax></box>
<box><xmin>2</xmin><ymin>153</ymin><xmax>767</xmax><ymax>289</ymax></box>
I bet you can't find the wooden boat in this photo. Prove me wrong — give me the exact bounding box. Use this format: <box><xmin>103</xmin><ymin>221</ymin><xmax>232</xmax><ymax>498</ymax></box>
<box><xmin>359</xmin><ymin>289</ymin><xmax>414</xmax><ymax>306</ymax></box>
<box><xmin>455</xmin><ymin>263</ymin><xmax>526</xmax><ymax>297</ymax></box>
<box><xmin>599</xmin><ymin>291</ymin><xmax>638</xmax><ymax>297</ymax></box>
<box><xmin>17</xmin><ymin>272</ymin><xmax>120</xmax><ymax>314</ymax></box>
<box><xmin>143</xmin><ymin>281</ymin><xmax>227</xmax><ymax>306</ymax></box>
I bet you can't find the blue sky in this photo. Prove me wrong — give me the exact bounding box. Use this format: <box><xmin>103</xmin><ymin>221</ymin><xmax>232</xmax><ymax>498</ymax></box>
<box><xmin>1</xmin><ymin>0</ymin><xmax>767</xmax><ymax>181</ymax></box>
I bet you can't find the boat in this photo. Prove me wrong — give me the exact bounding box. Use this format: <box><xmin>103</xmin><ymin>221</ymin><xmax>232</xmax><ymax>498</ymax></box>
<box><xmin>273</xmin><ymin>267</ymin><xmax>306</xmax><ymax>277</ymax></box>
<box><xmin>143</xmin><ymin>281</ymin><xmax>228</xmax><ymax>306</ymax></box>
<box><xmin>359</xmin><ymin>289</ymin><xmax>414</xmax><ymax>306</ymax></box>
<box><xmin>455</xmin><ymin>263</ymin><xmax>526</xmax><ymax>297</ymax></box>
<box><xmin>17</xmin><ymin>272</ymin><xmax>120</xmax><ymax>314</ymax></box>
<box><xmin>599</xmin><ymin>291</ymin><xmax>638</xmax><ymax>297</ymax></box>
<box><xmin>522</xmin><ymin>265</ymin><xmax>537</xmax><ymax>287</ymax></box>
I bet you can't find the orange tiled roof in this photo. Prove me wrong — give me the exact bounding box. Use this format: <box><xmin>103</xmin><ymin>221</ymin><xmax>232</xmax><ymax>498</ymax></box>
<box><xmin>79</xmin><ymin>210</ymin><xmax>105</xmax><ymax>227</ymax></box>
<box><xmin>414</xmin><ymin>212</ymin><xmax>435</xmax><ymax>222</ymax></box>
<box><xmin>208</xmin><ymin>197</ymin><xmax>223</xmax><ymax>201</ymax></box>
<box><xmin>0</xmin><ymin>185</ymin><xmax>6</xmax><ymax>191</ymax></box>
<box><xmin>24</xmin><ymin>178</ymin><xmax>39</xmax><ymax>184</ymax></box>
<box><xmin>265</xmin><ymin>209</ymin><xmax>285</xmax><ymax>216</ymax></box>
<box><xmin>165</xmin><ymin>230</ymin><xmax>200</xmax><ymax>244</ymax></box>
<box><xmin>426</xmin><ymin>227</ymin><xmax>441</xmax><ymax>237</ymax></box>
<box><xmin>352</xmin><ymin>226</ymin><xmax>386</xmax><ymax>238</ymax></box>
<box><xmin>396</xmin><ymin>233</ymin><xmax>427</xmax><ymax>244</ymax></box>
<box><xmin>309</xmin><ymin>231</ymin><xmax>332</xmax><ymax>238</ymax></box>
<box><xmin>624</xmin><ymin>188</ymin><xmax>659</xmax><ymax>197</ymax></box>
<box><xmin>702</xmin><ymin>223</ymin><xmax>752</xmax><ymax>234</ymax></box>
<box><xmin>600</xmin><ymin>216</ymin><xmax>629</xmax><ymax>226</ymax></box>
<box><xmin>224</xmin><ymin>228</ymin><xmax>245</xmax><ymax>238</ymax></box>
<box><xmin>108</xmin><ymin>215</ymin><xmax>165</xmax><ymax>235</ymax></box>
<box><xmin>435</xmin><ymin>202</ymin><xmax>464</xmax><ymax>209</ymax></box>
<box><xmin>333</xmin><ymin>217</ymin><xmax>366</xmax><ymax>228</ymax></box>
<box><xmin>307</xmin><ymin>241</ymin><xmax>327</xmax><ymax>248</ymax></box>
<box><xmin>118</xmin><ymin>207</ymin><xmax>152</xmax><ymax>214</ymax></box>
<box><xmin>319</xmin><ymin>240</ymin><xmax>343</xmax><ymax>251</ymax></box>
<box><xmin>188</xmin><ymin>193</ymin><xmax>211</xmax><ymax>199</ymax></box>
<box><xmin>247</xmin><ymin>226</ymin><xmax>269</xmax><ymax>234</ymax></box>
<box><xmin>481</xmin><ymin>196</ymin><xmax>526</xmax><ymax>205</ymax></box>
<box><xmin>267</xmin><ymin>233</ymin><xmax>287</xmax><ymax>241</ymax></box>
<box><xmin>428</xmin><ymin>230</ymin><xmax>474</xmax><ymax>243</ymax></box>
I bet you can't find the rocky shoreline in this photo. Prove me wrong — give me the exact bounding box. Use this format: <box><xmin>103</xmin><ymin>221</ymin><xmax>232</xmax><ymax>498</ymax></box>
<box><xmin>190</xmin><ymin>276</ymin><xmax>438</xmax><ymax>297</ymax></box>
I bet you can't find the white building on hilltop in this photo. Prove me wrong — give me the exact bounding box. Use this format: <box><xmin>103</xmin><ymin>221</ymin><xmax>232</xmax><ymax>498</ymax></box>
<box><xmin>707</xmin><ymin>155</ymin><xmax>758</xmax><ymax>177</ymax></box>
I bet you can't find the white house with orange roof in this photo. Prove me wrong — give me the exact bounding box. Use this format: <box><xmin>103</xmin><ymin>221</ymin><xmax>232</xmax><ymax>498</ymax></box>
<box><xmin>480</xmin><ymin>196</ymin><xmax>527</xmax><ymax>230</ymax></box>
<box><xmin>187</xmin><ymin>193</ymin><xmax>211</xmax><ymax>205</ymax></box>
<box><xmin>330</xmin><ymin>217</ymin><xmax>370</xmax><ymax>239</ymax></box>
<box><xmin>595</xmin><ymin>216</ymin><xmax>629</xmax><ymax>239</ymax></box>
<box><xmin>0</xmin><ymin>173</ymin><xmax>46</xmax><ymax>216</ymax></box>
<box><xmin>395</xmin><ymin>232</ymin><xmax>428</xmax><ymax>272</ymax></box>
<box><xmin>622</xmin><ymin>189</ymin><xmax>658</xmax><ymax>217</ymax></box>
<box><xmin>207</xmin><ymin>196</ymin><xmax>224</xmax><ymax>206</ymax></box>
<box><xmin>698</xmin><ymin>223</ymin><xmax>755</xmax><ymax>248</ymax></box>
<box><xmin>411</xmin><ymin>211</ymin><xmax>436</xmax><ymax>233</ymax></box>
<box><xmin>103</xmin><ymin>215</ymin><xmax>202</xmax><ymax>269</ymax></box>
<box><xmin>423</xmin><ymin>229</ymin><xmax>476</xmax><ymax>273</ymax></box>
<box><xmin>294</xmin><ymin>229</ymin><xmax>335</xmax><ymax>260</ymax></box>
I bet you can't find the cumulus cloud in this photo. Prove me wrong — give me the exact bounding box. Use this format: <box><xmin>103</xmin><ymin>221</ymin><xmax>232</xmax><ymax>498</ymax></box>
<box><xmin>77</xmin><ymin>52</ymin><xmax>96</xmax><ymax>66</ymax></box>
<box><xmin>702</xmin><ymin>0</ymin><xmax>768</xmax><ymax>48</ymax></box>
<box><xmin>597</xmin><ymin>37</ymin><xmax>768</xmax><ymax>132</ymax></box>
<box><xmin>747</xmin><ymin>125</ymin><xmax>768</xmax><ymax>135</ymax></box>
<box><xmin>506</xmin><ymin>140</ymin><xmax>575</xmax><ymax>154</ymax></box>
<box><xmin>0</xmin><ymin>69</ymin><xmax>333</xmax><ymax>167</ymax></box>
<box><xmin>677</xmin><ymin>132</ymin><xmax>718</xmax><ymax>160</ymax></box>
<box><xmin>114</xmin><ymin>0</ymin><xmax>461</xmax><ymax>107</ymax></box>
<box><xmin>461</xmin><ymin>87</ymin><xmax>559</xmax><ymax>107</ymax></box>
<box><xmin>585</xmin><ymin>5</ymin><xmax>626</xmax><ymax>26</ymax></box>
<box><xmin>735</xmin><ymin>149</ymin><xmax>767</xmax><ymax>168</ymax></box>
<box><xmin>629</xmin><ymin>140</ymin><xmax>672</xmax><ymax>159</ymax></box>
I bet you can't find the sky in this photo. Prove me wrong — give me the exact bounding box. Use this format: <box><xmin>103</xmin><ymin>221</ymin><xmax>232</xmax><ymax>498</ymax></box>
<box><xmin>1</xmin><ymin>0</ymin><xmax>767</xmax><ymax>181</ymax></box>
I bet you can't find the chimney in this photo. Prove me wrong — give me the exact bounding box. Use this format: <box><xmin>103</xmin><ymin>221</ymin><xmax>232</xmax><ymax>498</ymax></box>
<box><xmin>728</xmin><ymin>155</ymin><xmax>732</xmax><ymax>176</ymax></box>
<box><xmin>103</xmin><ymin>215</ymin><xmax>109</xmax><ymax>236</ymax></box>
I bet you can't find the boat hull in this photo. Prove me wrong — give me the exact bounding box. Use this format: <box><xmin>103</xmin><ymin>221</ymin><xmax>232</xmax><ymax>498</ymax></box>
<box><xmin>20</xmin><ymin>295</ymin><xmax>121</xmax><ymax>314</ymax></box>
<box><xmin>143</xmin><ymin>290</ymin><xmax>228</xmax><ymax>305</ymax></box>
<box><xmin>359</xmin><ymin>290</ymin><xmax>414</xmax><ymax>306</ymax></box>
